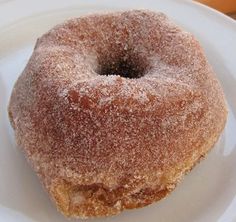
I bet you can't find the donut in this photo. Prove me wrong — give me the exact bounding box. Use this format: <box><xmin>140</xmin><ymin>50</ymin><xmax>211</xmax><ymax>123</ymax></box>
<box><xmin>8</xmin><ymin>10</ymin><xmax>227</xmax><ymax>218</ymax></box>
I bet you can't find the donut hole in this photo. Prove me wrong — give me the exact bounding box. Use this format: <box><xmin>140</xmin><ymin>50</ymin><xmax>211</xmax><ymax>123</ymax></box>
<box><xmin>98</xmin><ymin>56</ymin><xmax>148</xmax><ymax>79</ymax></box>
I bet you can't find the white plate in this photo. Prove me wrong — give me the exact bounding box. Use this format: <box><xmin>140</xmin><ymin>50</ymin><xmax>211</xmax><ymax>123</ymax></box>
<box><xmin>0</xmin><ymin>0</ymin><xmax>236</xmax><ymax>221</ymax></box>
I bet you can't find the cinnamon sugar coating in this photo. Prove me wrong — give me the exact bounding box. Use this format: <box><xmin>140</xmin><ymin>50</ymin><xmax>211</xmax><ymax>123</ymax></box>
<box><xmin>8</xmin><ymin>10</ymin><xmax>227</xmax><ymax>218</ymax></box>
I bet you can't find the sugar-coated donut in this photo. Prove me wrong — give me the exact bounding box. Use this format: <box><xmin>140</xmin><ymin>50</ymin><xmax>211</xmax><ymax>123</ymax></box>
<box><xmin>8</xmin><ymin>10</ymin><xmax>227</xmax><ymax>218</ymax></box>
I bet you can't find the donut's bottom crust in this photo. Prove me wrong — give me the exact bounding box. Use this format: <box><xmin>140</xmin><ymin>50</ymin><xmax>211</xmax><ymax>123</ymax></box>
<box><xmin>48</xmin><ymin>134</ymin><xmax>219</xmax><ymax>219</ymax></box>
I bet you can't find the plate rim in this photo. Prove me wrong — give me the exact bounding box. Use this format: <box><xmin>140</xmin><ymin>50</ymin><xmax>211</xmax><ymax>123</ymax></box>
<box><xmin>0</xmin><ymin>0</ymin><xmax>236</xmax><ymax>29</ymax></box>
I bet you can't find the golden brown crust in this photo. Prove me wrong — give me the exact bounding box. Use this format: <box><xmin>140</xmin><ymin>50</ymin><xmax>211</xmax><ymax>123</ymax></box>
<box><xmin>48</xmin><ymin>131</ymin><xmax>224</xmax><ymax>218</ymax></box>
<box><xmin>8</xmin><ymin>10</ymin><xmax>227</xmax><ymax>218</ymax></box>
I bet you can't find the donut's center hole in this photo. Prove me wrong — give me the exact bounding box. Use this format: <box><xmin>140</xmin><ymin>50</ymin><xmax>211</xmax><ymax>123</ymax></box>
<box><xmin>99</xmin><ymin>59</ymin><xmax>146</xmax><ymax>79</ymax></box>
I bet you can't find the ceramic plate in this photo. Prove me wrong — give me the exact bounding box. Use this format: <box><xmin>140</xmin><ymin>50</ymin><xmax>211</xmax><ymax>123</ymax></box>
<box><xmin>0</xmin><ymin>0</ymin><xmax>236</xmax><ymax>221</ymax></box>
